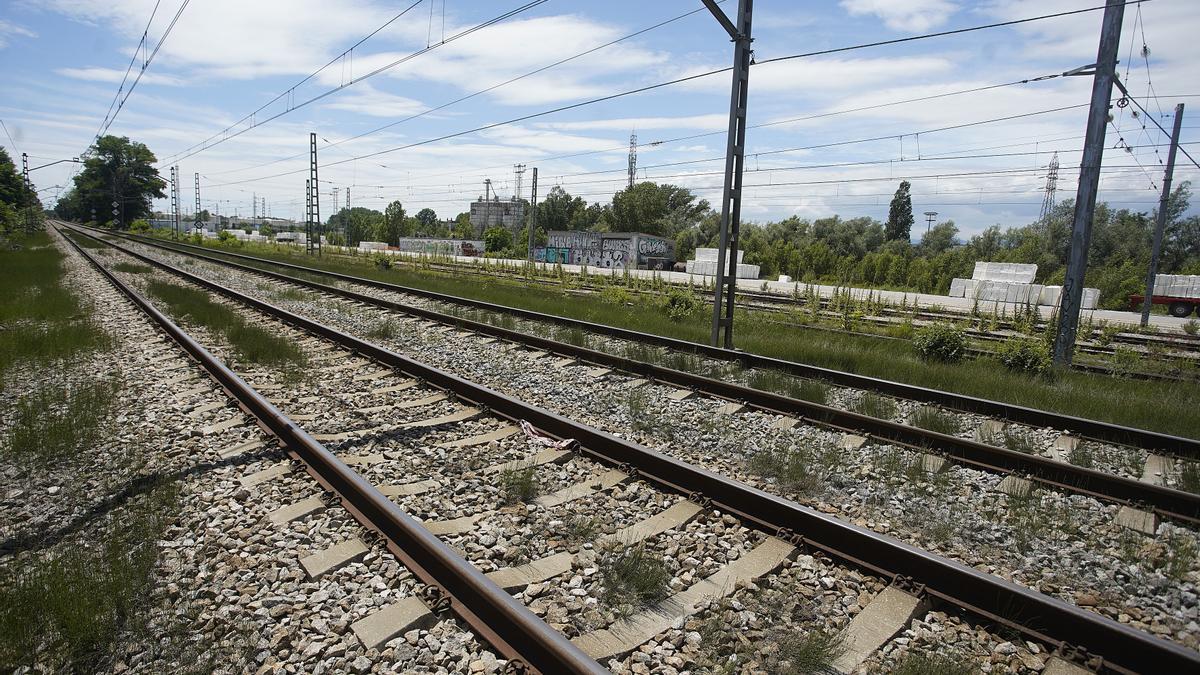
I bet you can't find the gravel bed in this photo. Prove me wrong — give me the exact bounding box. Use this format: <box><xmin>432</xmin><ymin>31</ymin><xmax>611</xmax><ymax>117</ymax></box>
<box><xmin>62</xmin><ymin>234</ymin><xmax>504</xmax><ymax>673</ymax></box>
<box><xmin>107</xmin><ymin>238</ymin><xmax>1200</xmax><ymax>661</ymax></box>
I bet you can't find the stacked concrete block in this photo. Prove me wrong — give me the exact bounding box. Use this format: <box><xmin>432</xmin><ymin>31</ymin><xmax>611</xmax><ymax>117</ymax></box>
<box><xmin>358</xmin><ymin>241</ymin><xmax>389</xmax><ymax>251</ymax></box>
<box><xmin>972</xmin><ymin>262</ymin><xmax>1037</xmax><ymax>284</ymax></box>
<box><xmin>685</xmin><ymin>251</ymin><xmax>759</xmax><ymax>278</ymax></box>
<box><xmin>693</xmin><ymin>247</ymin><xmax>745</xmax><ymax>264</ymax></box>
<box><xmin>1153</xmin><ymin>274</ymin><xmax>1200</xmax><ymax>299</ymax></box>
<box><xmin>1040</xmin><ymin>285</ymin><xmax>1061</xmax><ymax>307</ymax></box>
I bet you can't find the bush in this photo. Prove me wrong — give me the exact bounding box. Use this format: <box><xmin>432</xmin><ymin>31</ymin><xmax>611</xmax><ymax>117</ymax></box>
<box><xmin>216</xmin><ymin>230</ymin><xmax>236</xmax><ymax>244</ymax></box>
<box><xmin>128</xmin><ymin>219</ymin><xmax>151</xmax><ymax>233</ymax></box>
<box><xmin>372</xmin><ymin>252</ymin><xmax>392</xmax><ymax>270</ymax></box>
<box><xmin>996</xmin><ymin>337</ymin><xmax>1051</xmax><ymax>375</ymax></box>
<box><xmin>659</xmin><ymin>286</ymin><xmax>702</xmax><ymax>322</ymax></box>
<box><xmin>483</xmin><ymin>226</ymin><xmax>512</xmax><ymax>253</ymax></box>
<box><xmin>913</xmin><ymin>322</ymin><xmax>966</xmax><ymax>363</ymax></box>
<box><xmin>1185</xmin><ymin>319</ymin><xmax>1199</xmax><ymax>336</ymax></box>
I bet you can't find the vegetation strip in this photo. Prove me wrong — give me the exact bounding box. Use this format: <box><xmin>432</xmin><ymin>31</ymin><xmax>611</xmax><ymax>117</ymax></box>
<box><xmin>61</xmin><ymin>225</ymin><xmax>1200</xmax><ymax>674</ymax></box>
<box><xmin>107</xmin><ymin>228</ymin><xmax>1200</xmax><ymax>445</ymax></box>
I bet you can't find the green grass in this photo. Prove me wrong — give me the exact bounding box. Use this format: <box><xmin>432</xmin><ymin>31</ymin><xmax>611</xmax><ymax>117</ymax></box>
<box><xmin>1002</xmin><ymin>430</ymin><xmax>1038</xmax><ymax>455</ymax></box>
<box><xmin>851</xmin><ymin>392</ymin><xmax>898</xmax><ymax>420</ymax></box>
<box><xmin>1178</xmin><ymin>461</ymin><xmax>1200</xmax><ymax>495</ymax></box>
<box><xmin>908</xmin><ymin>406</ymin><xmax>961</xmax><ymax>435</ymax></box>
<box><xmin>2</xmin><ymin>379</ymin><xmax>121</xmax><ymax>464</ymax></box>
<box><xmin>366</xmin><ymin>318</ymin><xmax>402</xmax><ymax>340</ymax></box>
<box><xmin>0</xmin><ymin>482</ymin><xmax>178</xmax><ymax>672</ymax></box>
<box><xmin>111</xmin><ymin>262</ymin><xmax>151</xmax><ymax>274</ymax></box>
<box><xmin>143</xmin><ymin>234</ymin><xmax>1200</xmax><ymax>436</ymax></box>
<box><xmin>272</xmin><ymin>287</ymin><xmax>312</xmax><ymax>302</ymax></box>
<box><xmin>498</xmin><ymin>463</ymin><xmax>538</xmax><ymax>504</ymax></box>
<box><xmin>747</xmin><ymin>441</ymin><xmax>840</xmax><ymax>495</ymax></box>
<box><xmin>747</xmin><ymin>370</ymin><xmax>830</xmax><ymax>405</ymax></box>
<box><xmin>893</xmin><ymin>652</ymin><xmax>978</xmax><ymax>675</ymax></box>
<box><xmin>775</xmin><ymin>629</ymin><xmax>847</xmax><ymax>674</ymax></box>
<box><xmin>143</xmin><ymin>280</ymin><xmax>304</xmax><ymax>368</ymax></box>
<box><xmin>0</xmin><ymin>232</ymin><xmax>110</xmax><ymax>378</ymax></box>
<box><xmin>596</xmin><ymin>542</ymin><xmax>671</xmax><ymax>611</ymax></box>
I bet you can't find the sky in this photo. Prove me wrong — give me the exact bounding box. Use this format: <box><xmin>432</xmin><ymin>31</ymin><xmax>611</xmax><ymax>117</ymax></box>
<box><xmin>2</xmin><ymin>0</ymin><xmax>1198</xmax><ymax>241</ymax></box>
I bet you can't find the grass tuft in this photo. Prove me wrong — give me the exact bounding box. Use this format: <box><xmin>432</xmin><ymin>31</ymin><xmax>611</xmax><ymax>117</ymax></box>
<box><xmin>2</xmin><ymin>379</ymin><xmax>121</xmax><ymax>464</ymax></box>
<box><xmin>775</xmin><ymin>629</ymin><xmax>848</xmax><ymax>674</ymax></box>
<box><xmin>499</xmin><ymin>463</ymin><xmax>538</xmax><ymax>504</ymax></box>
<box><xmin>852</xmin><ymin>392</ymin><xmax>897</xmax><ymax>420</ymax></box>
<box><xmin>597</xmin><ymin>542</ymin><xmax>671</xmax><ymax>611</ymax></box>
<box><xmin>0</xmin><ymin>482</ymin><xmax>179</xmax><ymax>672</ymax></box>
<box><xmin>893</xmin><ymin>651</ymin><xmax>978</xmax><ymax>675</ymax></box>
<box><xmin>112</xmin><ymin>262</ymin><xmax>151</xmax><ymax>274</ymax></box>
<box><xmin>908</xmin><ymin>406</ymin><xmax>961</xmax><ymax>435</ymax></box>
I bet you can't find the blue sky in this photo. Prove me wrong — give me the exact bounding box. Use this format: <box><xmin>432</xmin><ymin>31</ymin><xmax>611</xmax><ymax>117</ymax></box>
<box><xmin>2</xmin><ymin>0</ymin><xmax>1198</xmax><ymax>239</ymax></box>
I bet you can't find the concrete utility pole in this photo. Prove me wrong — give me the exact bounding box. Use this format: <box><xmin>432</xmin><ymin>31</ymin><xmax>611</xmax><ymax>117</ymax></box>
<box><xmin>483</xmin><ymin>178</ymin><xmax>492</xmax><ymax>237</ymax></box>
<box><xmin>923</xmin><ymin>211</ymin><xmax>938</xmax><ymax>238</ymax></box>
<box><xmin>308</xmin><ymin>132</ymin><xmax>321</xmax><ymax>255</ymax></box>
<box><xmin>21</xmin><ymin>152</ymin><xmax>33</xmax><ymax>231</ymax></box>
<box><xmin>704</xmin><ymin>0</ymin><xmax>753</xmax><ymax>349</ymax></box>
<box><xmin>1052</xmin><ymin>0</ymin><xmax>1124</xmax><ymax>366</ymax></box>
<box><xmin>627</xmin><ymin>131</ymin><xmax>637</xmax><ymax>188</ymax></box>
<box><xmin>1141</xmin><ymin>103</ymin><xmax>1185</xmax><ymax>327</ymax></box>
<box><xmin>170</xmin><ymin>165</ymin><xmax>180</xmax><ymax>238</ymax></box>
<box><xmin>528</xmin><ymin>167</ymin><xmax>538</xmax><ymax>260</ymax></box>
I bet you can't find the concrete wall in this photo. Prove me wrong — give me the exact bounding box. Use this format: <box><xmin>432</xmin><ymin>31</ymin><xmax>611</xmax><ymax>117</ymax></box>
<box><xmin>537</xmin><ymin>230</ymin><xmax>675</xmax><ymax>270</ymax></box>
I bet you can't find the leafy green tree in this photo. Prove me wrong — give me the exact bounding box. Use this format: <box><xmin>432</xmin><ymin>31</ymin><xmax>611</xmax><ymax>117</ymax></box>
<box><xmin>259</xmin><ymin>223</ymin><xmax>274</xmax><ymax>237</ymax></box>
<box><xmin>60</xmin><ymin>136</ymin><xmax>165</xmax><ymax>227</ymax></box>
<box><xmin>0</xmin><ymin>147</ymin><xmax>40</xmax><ymax>234</ymax></box>
<box><xmin>609</xmin><ymin>182</ymin><xmax>708</xmax><ymax>236</ymax></box>
<box><xmin>453</xmin><ymin>212</ymin><xmax>474</xmax><ymax>239</ymax></box>
<box><xmin>885</xmin><ymin>180</ymin><xmax>913</xmax><ymax>242</ymax></box>
<box><xmin>484</xmin><ymin>226</ymin><xmax>512</xmax><ymax>252</ymax></box>
<box><xmin>920</xmin><ymin>220</ymin><xmax>958</xmax><ymax>255</ymax></box>
<box><xmin>381</xmin><ymin>201</ymin><xmax>407</xmax><ymax>245</ymax></box>
<box><xmin>414</xmin><ymin>208</ymin><xmax>438</xmax><ymax>231</ymax></box>
<box><xmin>537</xmin><ymin>186</ymin><xmax>587</xmax><ymax>231</ymax></box>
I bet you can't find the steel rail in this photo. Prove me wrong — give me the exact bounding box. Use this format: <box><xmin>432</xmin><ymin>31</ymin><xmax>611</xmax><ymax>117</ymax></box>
<box><xmin>57</xmin><ymin>226</ymin><xmax>605</xmax><ymax>675</ymax></box>
<box><xmin>61</xmin><ymin>224</ymin><xmax>1200</xmax><ymax>674</ymax></box>
<box><xmin>71</xmin><ymin>224</ymin><xmax>1200</xmax><ymax>521</ymax></box>
<box><xmin>89</xmin><ymin>226</ymin><xmax>1200</xmax><ymax>456</ymax></box>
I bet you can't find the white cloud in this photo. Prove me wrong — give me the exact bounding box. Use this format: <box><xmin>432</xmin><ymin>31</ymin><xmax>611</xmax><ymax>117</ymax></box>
<box><xmin>536</xmin><ymin>114</ymin><xmax>727</xmax><ymax>132</ymax></box>
<box><xmin>56</xmin><ymin>66</ymin><xmax>184</xmax><ymax>86</ymax></box>
<box><xmin>841</xmin><ymin>0</ymin><xmax>959</xmax><ymax>32</ymax></box>
<box><xmin>321</xmin><ymin>85</ymin><xmax>425</xmax><ymax>118</ymax></box>
<box><xmin>0</xmin><ymin>19</ymin><xmax>37</xmax><ymax>48</ymax></box>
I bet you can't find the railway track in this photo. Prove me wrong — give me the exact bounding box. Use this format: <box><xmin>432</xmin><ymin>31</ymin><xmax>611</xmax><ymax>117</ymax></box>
<box><xmin>326</xmin><ymin>248</ymin><xmax>1200</xmax><ymax>352</ymax></box>
<box><xmin>71</xmin><ymin>225</ymin><xmax>1200</xmax><ymax>522</ymax></box>
<box><xmin>79</xmin><ymin>226</ymin><xmax>1199</xmax><ymax>454</ymax></box>
<box><xmin>55</xmin><ymin>223</ymin><xmax>1200</xmax><ymax>672</ymax></box>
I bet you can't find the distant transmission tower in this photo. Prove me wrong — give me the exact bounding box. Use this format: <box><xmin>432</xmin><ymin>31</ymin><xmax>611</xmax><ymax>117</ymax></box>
<box><xmin>513</xmin><ymin>164</ymin><xmax>526</xmax><ymax>200</ymax></box>
<box><xmin>627</xmin><ymin>131</ymin><xmax>637</xmax><ymax>188</ymax></box>
<box><xmin>1039</xmin><ymin>151</ymin><xmax>1060</xmax><ymax>222</ymax></box>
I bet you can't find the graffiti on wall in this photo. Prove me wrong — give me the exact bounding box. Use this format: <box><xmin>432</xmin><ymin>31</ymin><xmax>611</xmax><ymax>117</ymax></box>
<box><xmin>540</xmin><ymin>231</ymin><xmax>674</xmax><ymax>269</ymax></box>
<box><xmin>638</xmin><ymin>237</ymin><xmax>669</xmax><ymax>257</ymax></box>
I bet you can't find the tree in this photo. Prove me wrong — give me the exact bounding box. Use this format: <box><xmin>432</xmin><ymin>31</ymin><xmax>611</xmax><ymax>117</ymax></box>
<box><xmin>0</xmin><ymin>147</ymin><xmax>39</xmax><ymax>234</ymax></box>
<box><xmin>260</xmin><ymin>223</ymin><xmax>274</xmax><ymax>237</ymax></box>
<box><xmin>61</xmin><ymin>135</ymin><xmax>165</xmax><ymax>227</ymax></box>
<box><xmin>453</xmin><ymin>212</ymin><xmax>474</xmax><ymax>239</ymax></box>
<box><xmin>885</xmin><ymin>180</ymin><xmax>913</xmax><ymax>242</ymax></box>
<box><xmin>920</xmin><ymin>220</ymin><xmax>958</xmax><ymax>255</ymax></box>
<box><xmin>609</xmin><ymin>182</ymin><xmax>708</xmax><ymax>236</ymax></box>
<box><xmin>381</xmin><ymin>201</ymin><xmax>407</xmax><ymax>245</ymax></box>
<box><xmin>414</xmin><ymin>208</ymin><xmax>438</xmax><ymax>232</ymax></box>
<box><xmin>537</xmin><ymin>186</ymin><xmax>587</xmax><ymax>231</ymax></box>
<box><xmin>483</xmin><ymin>226</ymin><xmax>512</xmax><ymax>252</ymax></box>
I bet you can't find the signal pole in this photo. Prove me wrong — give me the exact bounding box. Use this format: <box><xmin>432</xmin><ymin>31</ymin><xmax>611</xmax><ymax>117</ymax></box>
<box><xmin>193</xmin><ymin>173</ymin><xmax>202</xmax><ymax>232</ymax></box>
<box><xmin>704</xmin><ymin>0</ymin><xmax>753</xmax><ymax>349</ymax></box>
<box><xmin>21</xmin><ymin>152</ymin><xmax>33</xmax><ymax>231</ymax></box>
<box><xmin>307</xmin><ymin>132</ymin><xmax>321</xmax><ymax>255</ymax></box>
<box><xmin>1141</xmin><ymin>103</ymin><xmax>1185</xmax><ymax>327</ymax></box>
<box><xmin>1052</xmin><ymin>0</ymin><xmax>1124</xmax><ymax>366</ymax></box>
<box><xmin>170</xmin><ymin>165</ymin><xmax>180</xmax><ymax>238</ymax></box>
<box><xmin>528</xmin><ymin>167</ymin><xmax>538</xmax><ymax>260</ymax></box>
<box><xmin>627</xmin><ymin>132</ymin><xmax>637</xmax><ymax>188</ymax></box>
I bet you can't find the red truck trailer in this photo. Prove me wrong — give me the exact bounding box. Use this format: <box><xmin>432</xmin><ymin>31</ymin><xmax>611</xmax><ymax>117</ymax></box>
<box><xmin>1129</xmin><ymin>293</ymin><xmax>1198</xmax><ymax>317</ymax></box>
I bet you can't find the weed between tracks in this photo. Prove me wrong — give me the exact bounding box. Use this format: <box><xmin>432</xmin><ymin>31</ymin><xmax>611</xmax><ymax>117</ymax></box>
<box><xmin>748</xmin><ymin>440</ymin><xmax>841</xmax><ymax>496</ymax></box>
<box><xmin>908</xmin><ymin>406</ymin><xmax>961</xmax><ymax>435</ymax></box>
<box><xmin>773</xmin><ymin>629</ymin><xmax>848</xmax><ymax>674</ymax></box>
<box><xmin>892</xmin><ymin>651</ymin><xmax>978</xmax><ymax>675</ymax></box>
<box><xmin>851</xmin><ymin>392</ymin><xmax>897</xmax><ymax>420</ymax></box>
<box><xmin>112</xmin><ymin>262</ymin><xmax>151</xmax><ymax>274</ymax></box>
<box><xmin>747</xmin><ymin>370</ymin><xmax>830</xmax><ymax>405</ymax></box>
<box><xmin>596</xmin><ymin>542</ymin><xmax>671</xmax><ymax>614</ymax></box>
<box><xmin>143</xmin><ymin>280</ymin><xmax>305</xmax><ymax>371</ymax></box>
<box><xmin>499</xmin><ymin>463</ymin><xmax>539</xmax><ymax>504</ymax></box>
